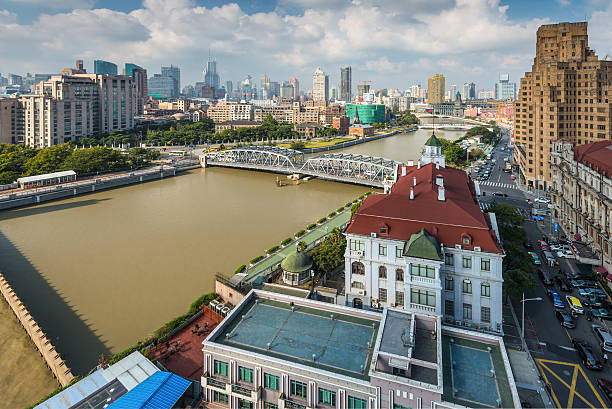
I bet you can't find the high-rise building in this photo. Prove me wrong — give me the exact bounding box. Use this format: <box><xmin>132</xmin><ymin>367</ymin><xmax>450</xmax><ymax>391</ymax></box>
<box><xmin>280</xmin><ymin>81</ymin><xmax>294</xmax><ymax>100</ymax></box>
<box><xmin>494</xmin><ymin>73</ymin><xmax>516</xmax><ymax>100</ymax></box>
<box><xmin>124</xmin><ymin>64</ymin><xmax>147</xmax><ymax>115</ymax></box>
<box><xmin>427</xmin><ymin>74</ymin><xmax>445</xmax><ymax>105</ymax></box>
<box><xmin>357</xmin><ymin>84</ymin><xmax>370</xmax><ymax>97</ymax></box>
<box><xmin>203</xmin><ymin>58</ymin><xmax>220</xmax><ymax>90</ymax></box>
<box><xmin>290</xmin><ymin>77</ymin><xmax>299</xmax><ymax>100</ymax></box>
<box><xmin>225</xmin><ymin>81</ymin><xmax>233</xmax><ymax>95</ymax></box>
<box><xmin>148</xmin><ymin>74</ymin><xmax>176</xmax><ymax>99</ymax></box>
<box><xmin>449</xmin><ymin>84</ymin><xmax>457</xmax><ymax>101</ymax></box>
<box><xmin>514</xmin><ymin>21</ymin><xmax>612</xmax><ymax>189</ymax></box>
<box><xmin>312</xmin><ymin>67</ymin><xmax>329</xmax><ymax>102</ymax></box>
<box><xmin>8</xmin><ymin>74</ymin><xmax>23</xmax><ymax>86</ymax></box>
<box><xmin>94</xmin><ymin>60</ymin><xmax>118</xmax><ymax>75</ymax></box>
<box><xmin>0</xmin><ymin>98</ymin><xmax>21</xmax><ymax>144</ymax></box>
<box><xmin>161</xmin><ymin>65</ymin><xmax>180</xmax><ymax>98</ymax></box>
<box><xmin>340</xmin><ymin>66</ymin><xmax>352</xmax><ymax>101</ymax></box>
<box><xmin>461</xmin><ymin>82</ymin><xmax>476</xmax><ymax>100</ymax></box>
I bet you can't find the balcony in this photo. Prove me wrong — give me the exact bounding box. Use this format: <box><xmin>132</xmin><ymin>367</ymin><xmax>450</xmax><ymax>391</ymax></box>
<box><xmin>410</xmin><ymin>303</ymin><xmax>436</xmax><ymax>313</ymax></box>
<box><xmin>206</xmin><ymin>377</ymin><xmax>226</xmax><ymax>390</ymax></box>
<box><xmin>284</xmin><ymin>399</ymin><xmax>307</xmax><ymax>409</ymax></box>
<box><xmin>410</xmin><ymin>275</ymin><xmax>436</xmax><ymax>285</ymax></box>
<box><xmin>231</xmin><ymin>384</ymin><xmax>253</xmax><ymax>397</ymax></box>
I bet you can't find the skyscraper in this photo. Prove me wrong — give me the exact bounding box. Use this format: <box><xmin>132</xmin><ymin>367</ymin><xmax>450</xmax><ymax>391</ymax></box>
<box><xmin>94</xmin><ymin>60</ymin><xmax>117</xmax><ymax>75</ymax></box>
<box><xmin>203</xmin><ymin>58</ymin><xmax>220</xmax><ymax>90</ymax></box>
<box><xmin>312</xmin><ymin>67</ymin><xmax>329</xmax><ymax>102</ymax></box>
<box><xmin>449</xmin><ymin>84</ymin><xmax>457</xmax><ymax>101</ymax></box>
<box><xmin>340</xmin><ymin>66</ymin><xmax>352</xmax><ymax>101</ymax></box>
<box><xmin>225</xmin><ymin>81</ymin><xmax>233</xmax><ymax>95</ymax></box>
<box><xmin>514</xmin><ymin>21</ymin><xmax>612</xmax><ymax>189</ymax></box>
<box><xmin>161</xmin><ymin>65</ymin><xmax>180</xmax><ymax>98</ymax></box>
<box><xmin>427</xmin><ymin>74</ymin><xmax>445</xmax><ymax>104</ymax></box>
<box><xmin>494</xmin><ymin>73</ymin><xmax>516</xmax><ymax>100</ymax></box>
<box><xmin>290</xmin><ymin>77</ymin><xmax>299</xmax><ymax>100</ymax></box>
<box><xmin>461</xmin><ymin>82</ymin><xmax>476</xmax><ymax>100</ymax></box>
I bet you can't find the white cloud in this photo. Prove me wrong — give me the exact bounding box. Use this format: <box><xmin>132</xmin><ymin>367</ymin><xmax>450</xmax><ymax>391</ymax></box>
<box><xmin>0</xmin><ymin>9</ymin><xmax>17</xmax><ymax>24</ymax></box>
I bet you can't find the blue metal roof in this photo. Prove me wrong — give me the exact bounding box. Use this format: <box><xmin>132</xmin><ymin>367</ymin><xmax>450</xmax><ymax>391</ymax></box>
<box><xmin>107</xmin><ymin>371</ymin><xmax>191</xmax><ymax>409</ymax></box>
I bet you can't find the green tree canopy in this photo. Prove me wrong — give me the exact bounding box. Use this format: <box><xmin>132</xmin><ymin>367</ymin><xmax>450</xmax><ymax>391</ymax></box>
<box><xmin>24</xmin><ymin>144</ymin><xmax>74</xmax><ymax>176</ymax></box>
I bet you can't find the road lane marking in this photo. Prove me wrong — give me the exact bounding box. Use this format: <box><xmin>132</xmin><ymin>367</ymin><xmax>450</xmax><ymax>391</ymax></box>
<box><xmin>567</xmin><ymin>365</ymin><xmax>579</xmax><ymax>408</ymax></box>
<box><xmin>576</xmin><ymin>364</ymin><xmax>606</xmax><ymax>409</ymax></box>
<box><xmin>535</xmin><ymin>359</ymin><xmax>562</xmax><ymax>408</ymax></box>
<box><xmin>536</xmin><ymin>360</ymin><xmax>597</xmax><ymax>409</ymax></box>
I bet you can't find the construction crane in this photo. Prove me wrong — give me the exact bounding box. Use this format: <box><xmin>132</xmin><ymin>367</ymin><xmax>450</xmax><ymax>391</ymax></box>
<box><xmin>488</xmin><ymin>99</ymin><xmax>514</xmax><ymax>121</ymax></box>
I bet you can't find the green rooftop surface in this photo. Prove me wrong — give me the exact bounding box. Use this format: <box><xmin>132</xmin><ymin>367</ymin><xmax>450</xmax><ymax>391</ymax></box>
<box><xmin>214</xmin><ymin>297</ymin><xmax>379</xmax><ymax>380</ymax></box>
<box><xmin>425</xmin><ymin>133</ymin><xmax>443</xmax><ymax>147</ymax></box>
<box><xmin>281</xmin><ymin>250</ymin><xmax>313</xmax><ymax>273</ymax></box>
<box><xmin>403</xmin><ymin>228</ymin><xmax>442</xmax><ymax>261</ymax></box>
<box><xmin>441</xmin><ymin>334</ymin><xmax>514</xmax><ymax>408</ymax></box>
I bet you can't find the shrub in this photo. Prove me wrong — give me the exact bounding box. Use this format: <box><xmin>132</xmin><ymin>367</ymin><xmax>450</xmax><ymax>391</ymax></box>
<box><xmin>267</xmin><ymin>245</ymin><xmax>280</xmax><ymax>254</ymax></box>
<box><xmin>188</xmin><ymin>292</ymin><xmax>216</xmax><ymax>315</ymax></box>
<box><xmin>337</xmin><ymin>207</ymin><xmax>344</xmax><ymax>212</ymax></box>
<box><xmin>328</xmin><ymin>212</ymin><xmax>336</xmax><ymax>217</ymax></box>
<box><xmin>317</xmin><ymin>217</ymin><xmax>327</xmax><ymax>223</ymax></box>
<box><xmin>250</xmin><ymin>255</ymin><xmax>264</xmax><ymax>264</ymax></box>
<box><xmin>281</xmin><ymin>238</ymin><xmax>292</xmax><ymax>246</ymax></box>
<box><xmin>307</xmin><ymin>223</ymin><xmax>316</xmax><ymax>230</ymax></box>
<box><xmin>345</xmin><ymin>202</ymin><xmax>352</xmax><ymax>207</ymax></box>
<box><xmin>234</xmin><ymin>264</ymin><xmax>246</xmax><ymax>275</ymax></box>
<box><xmin>295</xmin><ymin>229</ymin><xmax>305</xmax><ymax>237</ymax></box>
<box><xmin>359</xmin><ymin>194</ymin><xmax>366</xmax><ymax>199</ymax></box>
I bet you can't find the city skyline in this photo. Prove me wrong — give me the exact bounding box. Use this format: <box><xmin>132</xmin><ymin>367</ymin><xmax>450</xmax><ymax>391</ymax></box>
<box><xmin>2</xmin><ymin>1</ymin><xmax>612</xmax><ymax>90</ymax></box>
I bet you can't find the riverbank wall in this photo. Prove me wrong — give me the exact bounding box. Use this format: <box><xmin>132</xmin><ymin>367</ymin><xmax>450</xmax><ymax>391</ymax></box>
<box><xmin>0</xmin><ymin>273</ymin><xmax>75</xmax><ymax>387</ymax></box>
<box><xmin>302</xmin><ymin>126</ymin><xmax>417</xmax><ymax>154</ymax></box>
<box><xmin>0</xmin><ymin>163</ymin><xmax>201</xmax><ymax>211</ymax></box>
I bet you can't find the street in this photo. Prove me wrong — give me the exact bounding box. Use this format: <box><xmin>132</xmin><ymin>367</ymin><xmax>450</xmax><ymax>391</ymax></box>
<box><xmin>479</xmin><ymin>129</ymin><xmax>610</xmax><ymax>408</ymax></box>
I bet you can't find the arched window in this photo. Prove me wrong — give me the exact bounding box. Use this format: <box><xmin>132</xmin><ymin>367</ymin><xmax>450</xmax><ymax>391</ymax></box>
<box><xmin>378</xmin><ymin>266</ymin><xmax>387</xmax><ymax>279</ymax></box>
<box><xmin>352</xmin><ymin>262</ymin><xmax>365</xmax><ymax>275</ymax></box>
<box><xmin>462</xmin><ymin>233</ymin><xmax>472</xmax><ymax>246</ymax></box>
<box><xmin>481</xmin><ymin>282</ymin><xmax>491</xmax><ymax>297</ymax></box>
<box><xmin>396</xmin><ymin>268</ymin><xmax>404</xmax><ymax>282</ymax></box>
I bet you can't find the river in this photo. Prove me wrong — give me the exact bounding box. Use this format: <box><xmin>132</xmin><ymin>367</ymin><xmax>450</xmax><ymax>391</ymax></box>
<box><xmin>0</xmin><ymin>127</ymin><xmax>463</xmax><ymax>404</ymax></box>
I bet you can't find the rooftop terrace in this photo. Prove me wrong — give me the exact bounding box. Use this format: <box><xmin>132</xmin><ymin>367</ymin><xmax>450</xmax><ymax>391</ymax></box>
<box><xmin>212</xmin><ymin>297</ymin><xmax>379</xmax><ymax>379</ymax></box>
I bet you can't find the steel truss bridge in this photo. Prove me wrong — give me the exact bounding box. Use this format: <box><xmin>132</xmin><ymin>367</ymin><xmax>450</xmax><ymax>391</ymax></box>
<box><xmin>205</xmin><ymin>146</ymin><xmax>402</xmax><ymax>187</ymax></box>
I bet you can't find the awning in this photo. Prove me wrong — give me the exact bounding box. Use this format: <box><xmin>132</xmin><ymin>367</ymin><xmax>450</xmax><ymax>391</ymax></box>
<box><xmin>574</xmin><ymin>233</ymin><xmax>582</xmax><ymax>241</ymax></box>
<box><xmin>597</xmin><ymin>266</ymin><xmax>608</xmax><ymax>275</ymax></box>
<box><xmin>606</xmin><ymin>274</ymin><xmax>612</xmax><ymax>283</ymax></box>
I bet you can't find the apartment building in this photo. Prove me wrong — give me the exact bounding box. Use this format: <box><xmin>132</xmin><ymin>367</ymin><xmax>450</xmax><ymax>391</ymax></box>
<box><xmin>551</xmin><ymin>140</ymin><xmax>612</xmax><ymax>271</ymax></box>
<box><xmin>344</xmin><ymin>135</ymin><xmax>504</xmax><ymax>333</ymax></box>
<box><xmin>427</xmin><ymin>74</ymin><xmax>445</xmax><ymax>105</ymax></box>
<box><xmin>201</xmin><ymin>290</ymin><xmax>519</xmax><ymax>409</ymax></box>
<box><xmin>514</xmin><ymin>22</ymin><xmax>612</xmax><ymax>189</ymax></box>
<box><xmin>208</xmin><ymin>101</ymin><xmax>253</xmax><ymax>123</ymax></box>
<box><xmin>0</xmin><ymin>98</ymin><xmax>21</xmax><ymax>144</ymax></box>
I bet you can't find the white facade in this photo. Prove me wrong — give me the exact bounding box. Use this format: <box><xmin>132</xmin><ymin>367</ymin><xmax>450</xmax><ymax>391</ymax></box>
<box><xmin>312</xmin><ymin>67</ymin><xmax>329</xmax><ymax>102</ymax></box>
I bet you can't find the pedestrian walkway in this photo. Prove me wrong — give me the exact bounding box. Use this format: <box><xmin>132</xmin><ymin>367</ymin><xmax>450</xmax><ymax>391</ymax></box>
<box><xmin>242</xmin><ymin>210</ymin><xmax>352</xmax><ymax>283</ymax></box>
<box><xmin>479</xmin><ymin>181</ymin><xmax>517</xmax><ymax>189</ymax></box>
<box><xmin>479</xmin><ymin>202</ymin><xmax>491</xmax><ymax>211</ymax></box>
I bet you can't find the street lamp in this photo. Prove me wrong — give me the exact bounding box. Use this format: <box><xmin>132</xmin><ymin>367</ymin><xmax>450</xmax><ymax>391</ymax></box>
<box><xmin>521</xmin><ymin>293</ymin><xmax>542</xmax><ymax>351</ymax></box>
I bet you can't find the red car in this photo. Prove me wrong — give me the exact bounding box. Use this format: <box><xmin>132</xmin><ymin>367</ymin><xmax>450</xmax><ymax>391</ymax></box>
<box><xmin>597</xmin><ymin>378</ymin><xmax>612</xmax><ymax>405</ymax></box>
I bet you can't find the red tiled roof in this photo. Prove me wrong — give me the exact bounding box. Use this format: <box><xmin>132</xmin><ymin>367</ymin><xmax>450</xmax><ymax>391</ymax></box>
<box><xmin>346</xmin><ymin>163</ymin><xmax>502</xmax><ymax>253</ymax></box>
<box><xmin>572</xmin><ymin>141</ymin><xmax>612</xmax><ymax>178</ymax></box>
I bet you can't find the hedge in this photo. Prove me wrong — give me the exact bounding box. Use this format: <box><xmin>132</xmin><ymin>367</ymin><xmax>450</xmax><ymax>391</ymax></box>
<box><xmin>250</xmin><ymin>255</ymin><xmax>264</xmax><ymax>264</ymax></box>
<box><xmin>234</xmin><ymin>264</ymin><xmax>246</xmax><ymax>275</ymax></box>
<box><xmin>317</xmin><ymin>217</ymin><xmax>327</xmax><ymax>223</ymax></box>
<box><xmin>307</xmin><ymin>223</ymin><xmax>316</xmax><ymax>230</ymax></box>
<box><xmin>328</xmin><ymin>212</ymin><xmax>336</xmax><ymax>218</ymax></box>
<box><xmin>267</xmin><ymin>245</ymin><xmax>280</xmax><ymax>254</ymax></box>
<box><xmin>281</xmin><ymin>238</ymin><xmax>292</xmax><ymax>246</ymax></box>
<box><xmin>295</xmin><ymin>230</ymin><xmax>305</xmax><ymax>237</ymax></box>
<box><xmin>337</xmin><ymin>207</ymin><xmax>344</xmax><ymax>212</ymax></box>
<box><xmin>345</xmin><ymin>202</ymin><xmax>352</xmax><ymax>207</ymax></box>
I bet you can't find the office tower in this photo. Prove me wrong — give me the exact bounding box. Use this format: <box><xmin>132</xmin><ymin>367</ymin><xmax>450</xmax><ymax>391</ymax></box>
<box><xmin>449</xmin><ymin>84</ymin><xmax>457</xmax><ymax>101</ymax></box>
<box><xmin>269</xmin><ymin>81</ymin><xmax>280</xmax><ymax>98</ymax></box>
<box><xmin>290</xmin><ymin>77</ymin><xmax>299</xmax><ymax>100</ymax></box>
<box><xmin>94</xmin><ymin>60</ymin><xmax>118</xmax><ymax>75</ymax></box>
<box><xmin>494</xmin><ymin>73</ymin><xmax>516</xmax><ymax>100</ymax></box>
<box><xmin>123</xmin><ymin>64</ymin><xmax>147</xmax><ymax>114</ymax></box>
<box><xmin>161</xmin><ymin>65</ymin><xmax>180</xmax><ymax>98</ymax></box>
<box><xmin>203</xmin><ymin>58</ymin><xmax>220</xmax><ymax>90</ymax></box>
<box><xmin>312</xmin><ymin>67</ymin><xmax>329</xmax><ymax>102</ymax></box>
<box><xmin>340</xmin><ymin>66</ymin><xmax>352</xmax><ymax>101</ymax></box>
<box><xmin>427</xmin><ymin>74</ymin><xmax>445</xmax><ymax>104</ymax></box>
<box><xmin>461</xmin><ymin>82</ymin><xmax>476</xmax><ymax>100</ymax></box>
<box><xmin>515</xmin><ymin>21</ymin><xmax>612</xmax><ymax>189</ymax></box>
<box><xmin>148</xmin><ymin>74</ymin><xmax>176</xmax><ymax>99</ymax></box>
<box><xmin>357</xmin><ymin>84</ymin><xmax>370</xmax><ymax>97</ymax></box>
<box><xmin>280</xmin><ymin>81</ymin><xmax>294</xmax><ymax>99</ymax></box>
<box><xmin>225</xmin><ymin>81</ymin><xmax>233</xmax><ymax>94</ymax></box>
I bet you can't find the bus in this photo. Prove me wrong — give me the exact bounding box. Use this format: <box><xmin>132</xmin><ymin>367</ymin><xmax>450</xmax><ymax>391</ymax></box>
<box><xmin>168</xmin><ymin>150</ymin><xmax>188</xmax><ymax>157</ymax></box>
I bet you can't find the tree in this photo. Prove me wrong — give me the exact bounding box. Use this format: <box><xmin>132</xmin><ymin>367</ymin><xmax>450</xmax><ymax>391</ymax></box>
<box><xmin>504</xmin><ymin>268</ymin><xmax>537</xmax><ymax>297</ymax></box>
<box><xmin>24</xmin><ymin>144</ymin><xmax>73</xmax><ymax>176</ymax></box>
<box><xmin>487</xmin><ymin>202</ymin><xmax>524</xmax><ymax>225</ymax></box>
<box><xmin>309</xmin><ymin>228</ymin><xmax>346</xmax><ymax>275</ymax></box>
<box><xmin>289</xmin><ymin>141</ymin><xmax>306</xmax><ymax>151</ymax></box>
<box><xmin>263</xmin><ymin>114</ymin><xmax>278</xmax><ymax>127</ymax></box>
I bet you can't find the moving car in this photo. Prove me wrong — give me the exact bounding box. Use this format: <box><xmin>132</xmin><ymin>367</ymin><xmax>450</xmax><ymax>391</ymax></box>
<box><xmin>539</xmin><ymin>270</ymin><xmax>553</xmax><ymax>286</ymax></box>
<box><xmin>569</xmin><ymin>279</ymin><xmax>589</xmax><ymax>288</ymax></box>
<box><xmin>596</xmin><ymin>378</ymin><xmax>612</xmax><ymax>405</ymax></box>
<box><xmin>534</xmin><ymin>198</ymin><xmax>551</xmax><ymax>204</ymax></box>
<box><xmin>493</xmin><ymin>192</ymin><xmax>508</xmax><ymax>197</ymax></box>
<box><xmin>556</xmin><ymin>310</ymin><xmax>575</xmax><ymax>329</ymax></box>
<box><xmin>528</xmin><ymin>252</ymin><xmax>541</xmax><ymax>265</ymax></box>
<box><xmin>566</xmin><ymin>296</ymin><xmax>584</xmax><ymax>314</ymax></box>
<box><xmin>573</xmin><ymin>340</ymin><xmax>603</xmax><ymax>370</ymax></box>
<box><xmin>547</xmin><ymin>289</ymin><xmax>565</xmax><ymax>309</ymax></box>
<box><xmin>593</xmin><ymin>324</ymin><xmax>612</xmax><ymax>353</ymax></box>
<box><xmin>555</xmin><ymin>276</ymin><xmax>570</xmax><ymax>292</ymax></box>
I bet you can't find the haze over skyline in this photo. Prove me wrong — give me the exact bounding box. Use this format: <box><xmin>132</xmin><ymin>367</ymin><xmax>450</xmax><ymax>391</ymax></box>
<box><xmin>2</xmin><ymin>0</ymin><xmax>612</xmax><ymax>89</ymax></box>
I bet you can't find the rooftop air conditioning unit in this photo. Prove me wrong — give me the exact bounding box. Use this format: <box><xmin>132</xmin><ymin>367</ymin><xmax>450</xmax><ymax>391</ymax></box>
<box><xmin>455</xmin><ymin>244</ymin><xmax>462</xmax><ymax>249</ymax></box>
<box><xmin>474</xmin><ymin>246</ymin><xmax>481</xmax><ymax>252</ymax></box>
<box><xmin>371</xmin><ymin>232</ymin><xmax>377</xmax><ymax>238</ymax></box>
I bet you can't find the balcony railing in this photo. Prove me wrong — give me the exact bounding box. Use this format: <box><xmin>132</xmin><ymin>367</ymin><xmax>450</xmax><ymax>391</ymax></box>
<box><xmin>232</xmin><ymin>384</ymin><xmax>253</xmax><ymax>397</ymax></box>
<box><xmin>284</xmin><ymin>399</ymin><xmax>307</xmax><ymax>409</ymax></box>
<box><xmin>410</xmin><ymin>303</ymin><xmax>436</xmax><ymax>313</ymax></box>
<box><xmin>410</xmin><ymin>275</ymin><xmax>436</xmax><ymax>285</ymax></box>
<box><xmin>207</xmin><ymin>377</ymin><xmax>226</xmax><ymax>389</ymax></box>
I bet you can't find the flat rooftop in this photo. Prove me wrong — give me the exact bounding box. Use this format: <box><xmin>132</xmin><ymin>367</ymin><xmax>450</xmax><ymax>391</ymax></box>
<box><xmin>212</xmin><ymin>297</ymin><xmax>378</xmax><ymax>379</ymax></box>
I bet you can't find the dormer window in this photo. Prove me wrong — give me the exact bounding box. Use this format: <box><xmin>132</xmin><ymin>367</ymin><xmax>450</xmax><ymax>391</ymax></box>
<box><xmin>380</xmin><ymin>224</ymin><xmax>389</xmax><ymax>234</ymax></box>
<box><xmin>462</xmin><ymin>234</ymin><xmax>471</xmax><ymax>246</ymax></box>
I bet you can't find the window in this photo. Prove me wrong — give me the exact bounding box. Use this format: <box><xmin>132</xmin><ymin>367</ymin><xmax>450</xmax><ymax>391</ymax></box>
<box><xmin>392</xmin><ymin>367</ymin><xmax>407</xmax><ymax>377</ymax></box>
<box><xmin>352</xmin><ymin>262</ymin><xmax>365</xmax><ymax>275</ymax></box>
<box><xmin>481</xmin><ymin>258</ymin><xmax>491</xmax><ymax>271</ymax></box>
<box><xmin>396</xmin><ymin>291</ymin><xmax>405</xmax><ymax>307</ymax></box>
<box><xmin>238</xmin><ymin>366</ymin><xmax>253</xmax><ymax>383</ymax></box>
<box><xmin>462</xmin><ymin>256</ymin><xmax>472</xmax><ymax>269</ymax></box>
<box><xmin>379</xmin><ymin>244</ymin><xmax>387</xmax><ymax>256</ymax></box>
<box><xmin>378</xmin><ymin>266</ymin><xmax>387</xmax><ymax>279</ymax></box>
<box><xmin>351</xmin><ymin>281</ymin><xmax>364</xmax><ymax>290</ymax></box>
<box><xmin>445</xmin><ymin>300</ymin><xmax>454</xmax><ymax>315</ymax></box>
<box><xmin>264</xmin><ymin>403</ymin><xmax>278</xmax><ymax>409</ymax></box>
<box><xmin>348</xmin><ymin>396</ymin><xmax>367</xmax><ymax>409</ymax></box>
<box><xmin>410</xmin><ymin>288</ymin><xmax>436</xmax><ymax>307</ymax></box>
<box><xmin>462</xmin><ymin>280</ymin><xmax>472</xmax><ymax>294</ymax></box>
<box><xmin>290</xmin><ymin>380</ymin><xmax>307</xmax><ymax>399</ymax></box>
<box><xmin>445</xmin><ymin>253</ymin><xmax>454</xmax><ymax>265</ymax></box>
<box><xmin>463</xmin><ymin>303</ymin><xmax>472</xmax><ymax>320</ymax></box>
<box><xmin>350</xmin><ymin>240</ymin><xmax>365</xmax><ymax>251</ymax></box>
<box><xmin>264</xmin><ymin>373</ymin><xmax>279</xmax><ymax>390</ymax></box>
<box><xmin>481</xmin><ymin>306</ymin><xmax>491</xmax><ymax>323</ymax></box>
<box><xmin>410</xmin><ymin>264</ymin><xmax>435</xmax><ymax>278</ymax></box>
<box><xmin>214</xmin><ymin>391</ymin><xmax>229</xmax><ymax>405</ymax></box>
<box><xmin>238</xmin><ymin>398</ymin><xmax>253</xmax><ymax>409</ymax></box>
<box><xmin>481</xmin><ymin>282</ymin><xmax>491</xmax><ymax>297</ymax></box>
<box><xmin>445</xmin><ymin>276</ymin><xmax>454</xmax><ymax>291</ymax></box>
<box><xmin>394</xmin><ymin>404</ymin><xmax>412</xmax><ymax>409</ymax></box>
<box><xmin>380</xmin><ymin>224</ymin><xmax>388</xmax><ymax>234</ymax></box>
<box><xmin>214</xmin><ymin>360</ymin><xmax>228</xmax><ymax>377</ymax></box>
<box><xmin>396</xmin><ymin>246</ymin><xmax>403</xmax><ymax>258</ymax></box>
<box><xmin>319</xmin><ymin>388</ymin><xmax>336</xmax><ymax>407</ymax></box>
<box><xmin>379</xmin><ymin>288</ymin><xmax>387</xmax><ymax>303</ymax></box>
<box><xmin>396</xmin><ymin>268</ymin><xmax>404</xmax><ymax>281</ymax></box>
<box><xmin>462</xmin><ymin>235</ymin><xmax>471</xmax><ymax>246</ymax></box>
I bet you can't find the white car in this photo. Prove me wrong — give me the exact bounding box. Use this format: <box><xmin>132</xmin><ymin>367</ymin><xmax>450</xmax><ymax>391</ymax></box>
<box><xmin>534</xmin><ymin>198</ymin><xmax>551</xmax><ymax>204</ymax></box>
<box><xmin>557</xmin><ymin>250</ymin><xmax>575</xmax><ymax>259</ymax></box>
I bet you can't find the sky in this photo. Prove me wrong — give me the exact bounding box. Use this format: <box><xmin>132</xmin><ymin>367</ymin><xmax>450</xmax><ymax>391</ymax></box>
<box><xmin>1</xmin><ymin>0</ymin><xmax>612</xmax><ymax>93</ymax></box>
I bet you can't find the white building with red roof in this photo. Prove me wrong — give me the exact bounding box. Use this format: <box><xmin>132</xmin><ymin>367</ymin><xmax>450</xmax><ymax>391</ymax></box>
<box><xmin>344</xmin><ymin>133</ymin><xmax>505</xmax><ymax>333</ymax></box>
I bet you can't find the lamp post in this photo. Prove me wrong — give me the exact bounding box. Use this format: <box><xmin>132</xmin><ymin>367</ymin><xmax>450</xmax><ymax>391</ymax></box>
<box><xmin>521</xmin><ymin>293</ymin><xmax>542</xmax><ymax>351</ymax></box>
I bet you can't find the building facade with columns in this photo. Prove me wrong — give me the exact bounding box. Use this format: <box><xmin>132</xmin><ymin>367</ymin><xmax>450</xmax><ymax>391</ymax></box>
<box><xmin>343</xmin><ymin>134</ymin><xmax>504</xmax><ymax>333</ymax></box>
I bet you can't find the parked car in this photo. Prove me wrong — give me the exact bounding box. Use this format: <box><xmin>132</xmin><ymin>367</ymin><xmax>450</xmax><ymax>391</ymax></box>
<box><xmin>593</xmin><ymin>324</ymin><xmax>612</xmax><ymax>353</ymax></box>
<box><xmin>557</xmin><ymin>250</ymin><xmax>575</xmax><ymax>259</ymax></box>
<box><xmin>555</xmin><ymin>276</ymin><xmax>570</xmax><ymax>292</ymax></box>
<box><xmin>539</xmin><ymin>271</ymin><xmax>554</xmax><ymax>286</ymax></box>
<box><xmin>596</xmin><ymin>378</ymin><xmax>612</xmax><ymax>405</ymax></box>
<box><xmin>573</xmin><ymin>340</ymin><xmax>603</xmax><ymax>370</ymax></box>
<box><xmin>528</xmin><ymin>251</ymin><xmax>541</xmax><ymax>265</ymax></box>
<box><xmin>567</xmin><ymin>296</ymin><xmax>584</xmax><ymax>314</ymax></box>
<box><xmin>583</xmin><ymin>298</ymin><xmax>603</xmax><ymax>309</ymax></box>
<box><xmin>493</xmin><ymin>192</ymin><xmax>508</xmax><ymax>197</ymax></box>
<box><xmin>570</xmin><ymin>280</ymin><xmax>589</xmax><ymax>288</ymax></box>
<box><xmin>534</xmin><ymin>198</ymin><xmax>551</xmax><ymax>204</ymax></box>
<box><xmin>591</xmin><ymin>309</ymin><xmax>610</xmax><ymax>319</ymax></box>
<box><xmin>547</xmin><ymin>289</ymin><xmax>565</xmax><ymax>309</ymax></box>
<box><xmin>556</xmin><ymin>310</ymin><xmax>576</xmax><ymax>329</ymax></box>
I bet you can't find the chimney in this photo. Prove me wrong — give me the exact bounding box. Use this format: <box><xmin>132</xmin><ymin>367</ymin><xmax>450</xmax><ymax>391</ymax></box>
<box><xmin>410</xmin><ymin>188</ymin><xmax>414</xmax><ymax>200</ymax></box>
<box><xmin>417</xmin><ymin>160</ymin><xmax>421</xmax><ymax>169</ymax></box>
<box><xmin>413</xmin><ymin>176</ymin><xmax>417</xmax><ymax>186</ymax></box>
<box><xmin>438</xmin><ymin>186</ymin><xmax>445</xmax><ymax>201</ymax></box>
<box><xmin>435</xmin><ymin>174</ymin><xmax>444</xmax><ymax>187</ymax></box>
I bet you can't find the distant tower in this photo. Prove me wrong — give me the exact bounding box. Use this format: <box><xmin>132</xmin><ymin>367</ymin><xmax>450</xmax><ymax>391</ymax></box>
<box><xmin>312</xmin><ymin>67</ymin><xmax>329</xmax><ymax>102</ymax></box>
<box><xmin>203</xmin><ymin>56</ymin><xmax>220</xmax><ymax>90</ymax></box>
<box><xmin>421</xmin><ymin>133</ymin><xmax>445</xmax><ymax>168</ymax></box>
<box><xmin>290</xmin><ymin>77</ymin><xmax>299</xmax><ymax>100</ymax></box>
